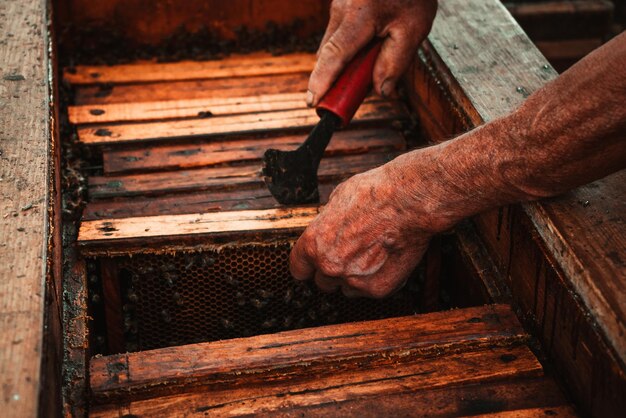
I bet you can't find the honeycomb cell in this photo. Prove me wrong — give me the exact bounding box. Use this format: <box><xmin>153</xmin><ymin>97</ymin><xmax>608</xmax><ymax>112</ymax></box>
<box><xmin>113</xmin><ymin>243</ymin><xmax>422</xmax><ymax>351</ymax></box>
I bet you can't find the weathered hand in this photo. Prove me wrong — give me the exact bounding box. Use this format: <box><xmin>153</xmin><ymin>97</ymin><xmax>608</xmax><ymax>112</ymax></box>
<box><xmin>307</xmin><ymin>0</ymin><xmax>438</xmax><ymax>106</ymax></box>
<box><xmin>289</xmin><ymin>161</ymin><xmax>434</xmax><ymax>298</ymax></box>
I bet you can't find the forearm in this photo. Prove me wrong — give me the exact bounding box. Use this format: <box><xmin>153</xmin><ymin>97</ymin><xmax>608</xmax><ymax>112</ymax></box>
<box><xmin>388</xmin><ymin>32</ymin><xmax>626</xmax><ymax>233</ymax></box>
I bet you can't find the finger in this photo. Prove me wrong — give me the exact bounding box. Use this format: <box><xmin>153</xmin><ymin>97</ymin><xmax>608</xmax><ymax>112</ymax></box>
<box><xmin>314</xmin><ymin>271</ymin><xmax>340</xmax><ymax>293</ymax></box>
<box><xmin>317</xmin><ymin>8</ymin><xmax>342</xmax><ymax>58</ymax></box>
<box><xmin>307</xmin><ymin>20</ymin><xmax>376</xmax><ymax>107</ymax></box>
<box><xmin>289</xmin><ymin>234</ymin><xmax>316</xmax><ymax>281</ymax></box>
<box><xmin>372</xmin><ymin>28</ymin><xmax>421</xmax><ymax>98</ymax></box>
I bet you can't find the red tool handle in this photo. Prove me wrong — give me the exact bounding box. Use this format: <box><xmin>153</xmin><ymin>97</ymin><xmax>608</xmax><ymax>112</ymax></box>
<box><xmin>316</xmin><ymin>40</ymin><xmax>383</xmax><ymax>128</ymax></box>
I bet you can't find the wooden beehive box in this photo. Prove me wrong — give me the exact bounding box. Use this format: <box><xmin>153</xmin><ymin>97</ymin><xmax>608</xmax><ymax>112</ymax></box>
<box><xmin>2</xmin><ymin>0</ymin><xmax>624</xmax><ymax>417</ymax></box>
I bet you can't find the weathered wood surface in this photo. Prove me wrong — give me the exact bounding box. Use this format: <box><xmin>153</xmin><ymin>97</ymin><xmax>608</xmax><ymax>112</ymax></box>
<box><xmin>78</xmin><ymin>207</ymin><xmax>320</xmax><ymax>246</ymax></box>
<box><xmin>77</xmin><ymin>101</ymin><xmax>406</xmax><ymax>145</ymax></box>
<box><xmin>505</xmin><ymin>0</ymin><xmax>614</xmax><ymax>41</ymax></box>
<box><xmin>406</xmin><ymin>0</ymin><xmax>625</xmax><ymax>415</ymax></box>
<box><xmin>89</xmin><ymin>152</ymin><xmax>397</xmax><ymax>199</ymax></box>
<box><xmin>64</xmin><ymin>53</ymin><xmax>316</xmax><ymax>85</ymax></box>
<box><xmin>89</xmin><ymin>305</ymin><xmax>529</xmax><ymax>401</ymax></box>
<box><xmin>73</xmin><ymin>72</ymin><xmax>309</xmax><ymax>105</ymax></box>
<box><xmin>82</xmin><ymin>184</ymin><xmax>336</xmax><ymax>220</ymax></box>
<box><xmin>91</xmin><ymin>375</ymin><xmax>573</xmax><ymax>418</ymax></box>
<box><xmin>102</xmin><ymin>128</ymin><xmax>404</xmax><ymax>174</ymax></box>
<box><xmin>0</xmin><ymin>0</ymin><xmax>54</xmax><ymax>417</ymax></box>
<box><xmin>69</xmin><ymin>92</ymin><xmax>310</xmax><ymax>124</ymax></box>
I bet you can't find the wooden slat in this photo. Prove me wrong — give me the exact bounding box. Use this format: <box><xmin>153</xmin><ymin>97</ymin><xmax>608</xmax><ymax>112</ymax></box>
<box><xmin>73</xmin><ymin>72</ymin><xmax>309</xmax><ymax>105</ymax></box>
<box><xmin>102</xmin><ymin>128</ymin><xmax>405</xmax><ymax>174</ymax></box>
<box><xmin>470</xmin><ymin>405</ymin><xmax>577</xmax><ymax>418</ymax></box>
<box><xmin>64</xmin><ymin>53</ymin><xmax>316</xmax><ymax>85</ymax></box>
<box><xmin>77</xmin><ymin>101</ymin><xmax>407</xmax><ymax>145</ymax></box>
<box><xmin>0</xmin><ymin>0</ymin><xmax>54</xmax><ymax>417</ymax></box>
<box><xmin>90</xmin><ymin>151</ymin><xmax>397</xmax><ymax>199</ymax></box>
<box><xmin>69</xmin><ymin>92</ymin><xmax>310</xmax><ymax>124</ymax></box>
<box><xmin>82</xmin><ymin>184</ymin><xmax>336</xmax><ymax>220</ymax></box>
<box><xmin>91</xmin><ymin>375</ymin><xmax>571</xmax><ymax>418</ymax></box>
<box><xmin>78</xmin><ymin>207</ymin><xmax>320</xmax><ymax>245</ymax></box>
<box><xmin>89</xmin><ymin>304</ymin><xmax>530</xmax><ymax>402</ymax></box>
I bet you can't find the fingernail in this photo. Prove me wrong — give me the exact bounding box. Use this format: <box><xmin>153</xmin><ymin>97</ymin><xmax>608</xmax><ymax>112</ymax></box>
<box><xmin>306</xmin><ymin>90</ymin><xmax>316</xmax><ymax>107</ymax></box>
<box><xmin>380</xmin><ymin>79</ymin><xmax>395</xmax><ymax>98</ymax></box>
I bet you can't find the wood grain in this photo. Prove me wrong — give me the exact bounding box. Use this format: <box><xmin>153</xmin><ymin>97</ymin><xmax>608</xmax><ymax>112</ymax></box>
<box><xmin>102</xmin><ymin>128</ymin><xmax>405</xmax><ymax>174</ymax></box>
<box><xmin>77</xmin><ymin>101</ymin><xmax>407</xmax><ymax>145</ymax></box>
<box><xmin>73</xmin><ymin>72</ymin><xmax>309</xmax><ymax>105</ymax></box>
<box><xmin>69</xmin><ymin>92</ymin><xmax>312</xmax><ymax>124</ymax></box>
<box><xmin>78</xmin><ymin>207</ymin><xmax>320</xmax><ymax>244</ymax></box>
<box><xmin>64</xmin><ymin>53</ymin><xmax>316</xmax><ymax>85</ymax></box>
<box><xmin>89</xmin><ymin>151</ymin><xmax>397</xmax><ymax>199</ymax></box>
<box><xmin>82</xmin><ymin>184</ymin><xmax>336</xmax><ymax>220</ymax></box>
<box><xmin>89</xmin><ymin>304</ymin><xmax>530</xmax><ymax>402</ymax></box>
<box><xmin>91</xmin><ymin>375</ymin><xmax>571</xmax><ymax>418</ymax></box>
<box><xmin>0</xmin><ymin>0</ymin><xmax>52</xmax><ymax>417</ymax></box>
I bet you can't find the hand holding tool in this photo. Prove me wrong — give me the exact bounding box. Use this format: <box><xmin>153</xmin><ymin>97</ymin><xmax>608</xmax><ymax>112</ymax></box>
<box><xmin>263</xmin><ymin>40</ymin><xmax>383</xmax><ymax>205</ymax></box>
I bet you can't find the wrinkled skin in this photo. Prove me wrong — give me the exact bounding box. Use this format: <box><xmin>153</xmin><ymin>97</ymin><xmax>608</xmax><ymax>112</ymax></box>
<box><xmin>290</xmin><ymin>163</ymin><xmax>433</xmax><ymax>298</ymax></box>
<box><xmin>292</xmin><ymin>23</ymin><xmax>626</xmax><ymax>298</ymax></box>
<box><xmin>306</xmin><ymin>0</ymin><xmax>438</xmax><ymax>106</ymax></box>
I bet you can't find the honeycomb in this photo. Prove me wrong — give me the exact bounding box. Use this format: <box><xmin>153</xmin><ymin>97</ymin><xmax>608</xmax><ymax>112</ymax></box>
<box><xmin>111</xmin><ymin>243</ymin><xmax>422</xmax><ymax>352</ymax></box>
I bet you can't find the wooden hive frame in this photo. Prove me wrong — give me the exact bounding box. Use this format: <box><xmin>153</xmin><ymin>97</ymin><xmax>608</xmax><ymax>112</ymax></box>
<box><xmin>1</xmin><ymin>0</ymin><xmax>624</xmax><ymax>417</ymax></box>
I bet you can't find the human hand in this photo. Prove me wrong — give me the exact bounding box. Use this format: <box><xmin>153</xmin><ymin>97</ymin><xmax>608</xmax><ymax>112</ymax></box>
<box><xmin>289</xmin><ymin>160</ymin><xmax>436</xmax><ymax>298</ymax></box>
<box><xmin>307</xmin><ymin>0</ymin><xmax>438</xmax><ymax>107</ymax></box>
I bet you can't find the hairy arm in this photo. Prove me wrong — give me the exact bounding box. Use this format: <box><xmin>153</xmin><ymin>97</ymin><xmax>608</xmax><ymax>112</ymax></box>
<box><xmin>290</xmin><ymin>32</ymin><xmax>626</xmax><ymax>298</ymax></box>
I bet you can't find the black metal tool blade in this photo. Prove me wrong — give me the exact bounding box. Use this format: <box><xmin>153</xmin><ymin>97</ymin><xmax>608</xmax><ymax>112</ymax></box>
<box><xmin>263</xmin><ymin>111</ymin><xmax>341</xmax><ymax>205</ymax></box>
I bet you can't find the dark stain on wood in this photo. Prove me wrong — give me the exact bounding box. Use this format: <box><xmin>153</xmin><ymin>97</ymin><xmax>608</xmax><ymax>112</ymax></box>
<box><xmin>95</xmin><ymin>128</ymin><xmax>113</xmax><ymax>137</ymax></box>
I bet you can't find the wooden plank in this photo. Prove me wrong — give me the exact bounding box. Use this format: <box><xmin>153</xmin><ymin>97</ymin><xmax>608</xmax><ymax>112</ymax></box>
<box><xmin>69</xmin><ymin>92</ymin><xmax>311</xmax><ymax>124</ymax></box>
<box><xmin>64</xmin><ymin>53</ymin><xmax>316</xmax><ymax>85</ymax></box>
<box><xmin>73</xmin><ymin>72</ymin><xmax>310</xmax><ymax>105</ymax></box>
<box><xmin>82</xmin><ymin>185</ymin><xmax>336</xmax><ymax>220</ymax></box>
<box><xmin>0</xmin><ymin>0</ymin><xmax>53</xmax><ymax>417</ymax></box>
<box><xmin>100</xmin><ymin>260</ymin><xmax>125</xmax><ymax>354</ymax></box>
<box><xmin>89</xmin><ymin>304</ymin><xmax>530</xmax><ymax>402</ymax></box>
<box><xmin>91</xmin><ymin>375</ymin><xmax>571</xmax><ymax>418</ymax></box>
<box><xmin>102</xmin><ymin>128</ymin><xmax>405</xmax><ymax>174</ymax></box>
<box><xmin>505</xmin><ymin>0</ymin><xmax>613</xmax><ymax>41</ymax></box>
<box><xmin>77</xmin><ymin>101</ymin><xmax>407</xmax><ymax>145</ymax></box>
<box><xmin>78</xmin><ymin>207</ymin><xmax>320</xmax><ymax>245</ymax></box>
<box><xmin>535</xmin><ymin>38</ymin><xmax>602</xmax><ymax>60</ymax></box>
<box><xmin>469</xmin><ymin>405</ymin><xmax>577</xmax><ymax>417</ymax></box>
<box><xmin>90</xmin><ymin>151</ymin><xmax>398</xmax><ymax>199</ymax></box>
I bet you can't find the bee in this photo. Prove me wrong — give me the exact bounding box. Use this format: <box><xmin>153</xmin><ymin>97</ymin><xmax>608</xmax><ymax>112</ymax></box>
<box><xmin>162</xmin><ymin>271</ymin><xmax>176</xmax><ymax>287</ymax></box>
<box><xmin>235</xmin><ymin>291</ymin><xmax>247</xmax><ymax>307</ymax></box>
<box><xmin>300</xmin><ymin>286</ymin><xmax>313</xmax><ymax>299</ymax></box>
<box><xmin>199</xmin><ymin>256</ymin><xmax>216</xmax><ymax>268</ymax></box>
<box><xmin>292</xmin><ymin>299</ymin><xmax>306</xmax><ymax>309</ymax></box>
<box><xmin>172</xmin><ymin>292</ymin><xmax>184</xmax><ymax>306</ymax></box>
<box><xmin>90</xmin><ymin>293</ymin><xmax>101</xmax><ymax>304</ymax></box>
<box><xmin>127</xmin><ymin>290</ymin><xmax>138</xmax><ymax>303</ymax></box>
<box><xmin>282</xmin><ymin>288</ymin><xmax>293</xmax><ymax>304</ymax></box>
<box><xmin>224</xmin><ymin>274</ymin><xmax>240</xmax><ymax>287</ymax></box>
<box><xmin>307</xmin><ymin>309</ymin><xmax>317</xmax><ymax>321</ymax></box>
<box><xmin>256</xmin><ymin>289</ymin><xmax>273</xmax><ymax>299</ymax></box>
<box><xmin>282</xmin><ymin>316</ymin><xmax>293</xmax><ymax>328</ymax></box>
<box><xmin>161</xmin><ymin>310</ymin><xmax>172</xmax><ymax>324</ymax></box>
<box><xmin>261</xmin><ymin>318</ymin><xmax>277</xmax><ymax>329</ymax></box>
<box><xmin>220</xmin><ymin>318</ymin><xmax>235</xmax><ymax>330</ymax></box>
<box><xmin>319</xmin><ymin>300</ymin><xmax>332</xmax><ymax>314</ymax></box>
<box><xmin>250</xmin><ymin>298</ymin><xmax>267</xmax><ymax>309</ymax></box>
